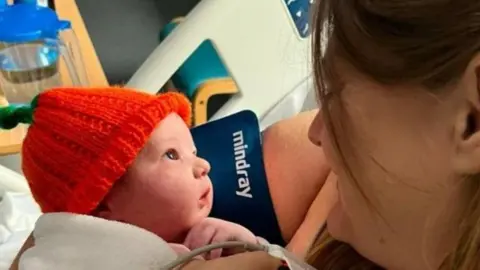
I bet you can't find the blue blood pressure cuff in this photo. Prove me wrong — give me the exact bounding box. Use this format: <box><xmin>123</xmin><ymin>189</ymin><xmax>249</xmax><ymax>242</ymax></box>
<box><xmin>191</xmin><ymin>111</ymin><xmax>285</xmax><ymax>246</ymax></box>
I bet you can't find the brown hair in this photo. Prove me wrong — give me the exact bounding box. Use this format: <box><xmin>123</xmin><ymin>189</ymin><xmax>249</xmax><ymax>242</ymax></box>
<box><xmin>306</xmin><ymin>0</ymin><xmax>480</xmax><ymax>269</ymax></box>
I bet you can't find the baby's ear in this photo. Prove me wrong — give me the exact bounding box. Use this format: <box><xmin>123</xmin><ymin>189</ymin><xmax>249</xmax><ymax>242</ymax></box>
<box><xmin>92</xmin><ymin>202</ymin><xmax>113</xmax><ymax>220</ymax></box>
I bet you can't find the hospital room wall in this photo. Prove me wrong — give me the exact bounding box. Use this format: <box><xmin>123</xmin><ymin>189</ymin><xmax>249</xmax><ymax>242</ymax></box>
<box><xmin>75</xmin><ymin>0</ymin><xmax>201</xmax><ymax>85</ymax></box>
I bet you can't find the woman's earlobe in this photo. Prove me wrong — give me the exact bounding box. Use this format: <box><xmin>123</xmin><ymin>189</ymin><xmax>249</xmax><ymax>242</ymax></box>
<box><xmin>454</xmin><ymin>109</ymin><xmax>480</xmax><ymax>175</ymax></box>
<box><xmin>453</xmin><ymin>59</ymin><xmax>480</xmax><ymax>174</ymax></box>
<box><xmin>462</xmin><ymin>113</ymin><xmax>477</xmax><ymax>139</ymax></box>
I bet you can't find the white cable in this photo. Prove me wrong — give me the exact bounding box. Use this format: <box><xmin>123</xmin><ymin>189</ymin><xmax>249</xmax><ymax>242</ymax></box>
<box><xmin>161</xmin><ymin>241</ymin><xmax>267</xmax><ymax>269</ymax></box>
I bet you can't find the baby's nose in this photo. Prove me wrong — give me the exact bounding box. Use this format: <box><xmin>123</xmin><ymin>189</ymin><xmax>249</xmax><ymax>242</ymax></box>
<box><xmin>193</xmin><ymin>157</ymin><xmax>211</xmax><ymax>178</ymax></box>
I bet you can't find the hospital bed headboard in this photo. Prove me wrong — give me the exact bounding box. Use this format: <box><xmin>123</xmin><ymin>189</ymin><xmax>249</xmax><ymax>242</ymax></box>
<box><xmin>0</xmin><ymin>163</ymin><xmax>29</xmax><ymax>193</ymax></box>
<box><xmin>126</xmin><ymin>0</ymin><xmax>312</xmax><ymax>121</ymax></box>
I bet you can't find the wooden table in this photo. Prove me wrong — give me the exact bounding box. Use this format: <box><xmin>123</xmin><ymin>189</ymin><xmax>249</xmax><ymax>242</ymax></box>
<box><xmin>0</xmin><ymin>0</ymin><xmax>108</xmax><ymax>155</ymax></box>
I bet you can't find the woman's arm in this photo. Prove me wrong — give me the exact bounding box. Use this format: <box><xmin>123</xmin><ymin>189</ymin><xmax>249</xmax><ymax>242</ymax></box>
<box><xmin>9</xmin><ymin>233</ymin><xmax>35</xmax><ymax>270</ymax></box>
<box><xmin>263</xmin><ymin>109</ymin><xmax>331</xmax><ymax>242</ymax></box>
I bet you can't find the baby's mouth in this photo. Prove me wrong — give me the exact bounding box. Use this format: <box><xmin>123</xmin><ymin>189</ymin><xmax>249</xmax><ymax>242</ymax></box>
<box><xmin>199</xmin><ymin>186</ymin><xmax>211</xmax><ymax>203</ymax></box>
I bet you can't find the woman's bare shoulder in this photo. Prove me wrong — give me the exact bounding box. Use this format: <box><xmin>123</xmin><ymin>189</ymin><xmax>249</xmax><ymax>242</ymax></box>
<box><xmin>262</xmin><ymin>109</ymin><xmax>330</xmax><ymax>242</ymax></box>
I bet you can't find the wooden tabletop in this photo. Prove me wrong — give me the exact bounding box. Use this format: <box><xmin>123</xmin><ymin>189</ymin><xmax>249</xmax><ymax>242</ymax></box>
<box><xmin>0</xmin><ymin>0</ymin><xmax>108</xmax><ymax>156</ymax></box>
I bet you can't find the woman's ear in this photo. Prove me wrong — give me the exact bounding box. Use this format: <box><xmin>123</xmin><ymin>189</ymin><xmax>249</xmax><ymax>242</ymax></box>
<box><xmin>453</xmin><ymin>55</ymin><xmax>480</xmax><ymax>174</ymax></box>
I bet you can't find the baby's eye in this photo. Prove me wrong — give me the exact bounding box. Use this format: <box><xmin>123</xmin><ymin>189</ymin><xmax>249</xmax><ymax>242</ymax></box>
<box><xmin>164</xmin><ymin>149</ymin><xmax>180</xmax><ymax>160</ymax></box>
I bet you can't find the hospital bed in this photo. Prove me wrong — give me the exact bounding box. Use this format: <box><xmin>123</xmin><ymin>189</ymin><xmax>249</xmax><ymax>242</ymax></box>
<box><xmin>0</xmin><ymin>0</ymin><xmax>317</xmax><ymax>267</ymax></box>
<box><xmin>127</xmin><ymin>0</ymin><xmax>314</xmax><ymax>125</ymax></box>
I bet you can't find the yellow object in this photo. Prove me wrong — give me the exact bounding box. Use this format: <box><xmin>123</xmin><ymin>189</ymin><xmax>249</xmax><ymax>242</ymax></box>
<box><xmin>160</xmin><ymin>17</ymin><xmax>239</xmax><ymax>125</ymax></box>
<box><xmin>193</xmin><ymin>78</ymin><xmax>237</xmax><ymax>126</ymax></box>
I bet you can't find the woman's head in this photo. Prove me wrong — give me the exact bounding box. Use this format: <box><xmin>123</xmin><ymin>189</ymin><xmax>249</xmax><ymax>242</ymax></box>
<box><xmin>96</xmin><ymin>113</ymin><xmax>213</xmax><ymax>242</ymax></box>
<box><xmin>307</xmin><ymin>1</ymin><xmax>480</xmax><ymax>269</ymax></box>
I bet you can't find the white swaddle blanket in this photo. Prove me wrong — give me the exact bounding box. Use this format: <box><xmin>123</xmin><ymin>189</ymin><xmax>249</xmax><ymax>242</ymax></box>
<box><xmin>19</xmin><ymin>213</ymin><xmax>178</xmax><ymax>270</ymax></box>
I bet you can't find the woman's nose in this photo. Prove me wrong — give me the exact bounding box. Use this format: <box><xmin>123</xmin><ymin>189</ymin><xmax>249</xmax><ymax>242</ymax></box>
<box><xmin>308</xmin><ymin>110</ymin><xmax>324</xmax><ymax>147</ymax></box>
<box><xmin>193</xmin><ymin>157</ymin><xmax>211</xmax><ymax>179</ymax></box>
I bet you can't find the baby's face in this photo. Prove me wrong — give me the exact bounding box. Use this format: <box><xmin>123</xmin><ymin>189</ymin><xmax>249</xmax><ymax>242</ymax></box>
<box><xmin>100</xmin><ymin>113</ymin><xmax>213</xmax><ymax>242</ymax></box>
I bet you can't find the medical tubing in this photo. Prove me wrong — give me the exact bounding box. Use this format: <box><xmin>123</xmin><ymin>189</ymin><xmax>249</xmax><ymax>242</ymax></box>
<box><xmin>161</xmin><ymin>241</ymin><xmax>268</xmax><ymax>269</ymax></box>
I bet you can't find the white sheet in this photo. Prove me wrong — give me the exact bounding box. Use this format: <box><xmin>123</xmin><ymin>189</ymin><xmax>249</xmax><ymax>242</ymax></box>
<box><xmin>0</xmin><ymin>191</ymin><xmax>41</xmax><ymax>269</ymax></box>
<box><xmin>0</xmin><ymin>164</ymin><xmax>29</xmax><ymax>194</ymax></box>
<box><xmin>20</xmin><ymin>213</ymin><xmax>176</xmax><ymax>270</ymax></box>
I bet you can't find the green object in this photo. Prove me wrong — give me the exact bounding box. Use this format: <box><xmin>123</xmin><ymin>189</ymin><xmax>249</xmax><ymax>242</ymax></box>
<box><xmin>0</xmin><ymin>95</ymin><xmax>38</xmax><ymax>129</ymax></box>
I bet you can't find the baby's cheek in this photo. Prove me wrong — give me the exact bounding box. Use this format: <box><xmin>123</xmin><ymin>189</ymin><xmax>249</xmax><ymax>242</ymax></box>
<box><xmin>168</xmin><ymin>194</ymin><xmax>199</xmax><ymax>219</ymax></box>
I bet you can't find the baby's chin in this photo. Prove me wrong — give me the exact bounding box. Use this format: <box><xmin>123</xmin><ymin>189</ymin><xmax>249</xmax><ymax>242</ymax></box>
<box><xmin>198</xmin><ymin>187</ymin><xmax>213</xmax><ymax>212</ymax></box>
<box><xmin>182</xmin><ymin>188</ymin><xmax>214</xmax><ymax>229</ymax></box>
<box><xmin>198</xmin><ymin>196</ymin><xmax>213</xmax><ymax>219</ymax></box>
<box><xmin>186</xmin><ymin>198</ymin><xmax>212</xmax><ymax>227</ymax></box>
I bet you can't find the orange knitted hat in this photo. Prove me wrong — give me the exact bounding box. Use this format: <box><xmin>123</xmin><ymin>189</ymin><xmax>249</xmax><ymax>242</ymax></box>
<box><xmin>0</xmin><ymin>86</ymin><xmax>191</xmax><ymax>214</ymax></box>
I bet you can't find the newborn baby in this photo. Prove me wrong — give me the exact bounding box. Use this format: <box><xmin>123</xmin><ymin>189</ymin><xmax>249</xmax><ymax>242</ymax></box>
<box><xmin>93</xmin><ymin>112</ymin><xmax>258</xmax><ymax>258</ymax></box>
<box><xmin>4</xmin><ymin>87</ymin><xmax>258</xmax><ymax>260</ymax></box>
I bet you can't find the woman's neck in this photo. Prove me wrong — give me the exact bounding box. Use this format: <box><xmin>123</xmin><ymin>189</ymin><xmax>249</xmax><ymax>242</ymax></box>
<box><xmin>388</xmin><ymin>181</ymin><xmax>471</xmax><ymax>270</ymax></box>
